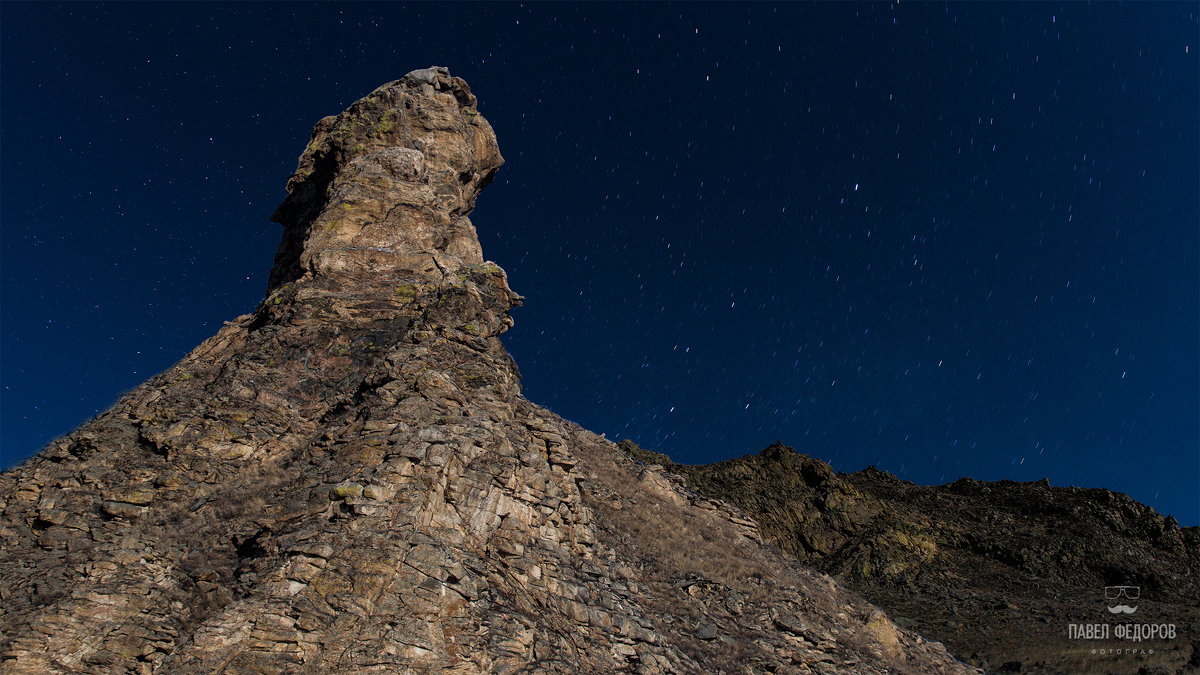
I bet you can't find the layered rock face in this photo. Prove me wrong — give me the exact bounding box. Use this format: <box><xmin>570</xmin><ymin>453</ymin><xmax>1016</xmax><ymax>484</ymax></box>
<box><xmin>0</xmin><ymin>68</ymin><xmax>976</xmax><ymax>674</ymax></box>
<box><xmin>621</xmin><ymin>441</ymin><xmax>1200</xmax><ymax>674</ymax></box>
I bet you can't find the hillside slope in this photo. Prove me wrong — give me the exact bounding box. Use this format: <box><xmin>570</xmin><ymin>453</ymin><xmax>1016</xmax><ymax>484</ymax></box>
<box><xmin>620</xmin><ymin>439</ymin><xmax>1199</xmax><ymax>674</ymax></box>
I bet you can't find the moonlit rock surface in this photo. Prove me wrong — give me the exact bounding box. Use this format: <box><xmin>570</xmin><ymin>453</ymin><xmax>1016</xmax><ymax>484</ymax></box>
<box><xmin>0</xmin><ymin>68</ymin><xmax>977</xmax><ymax>674</ymax></box>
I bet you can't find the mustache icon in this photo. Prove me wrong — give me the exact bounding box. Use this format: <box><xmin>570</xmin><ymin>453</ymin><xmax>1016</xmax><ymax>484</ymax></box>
<box><xmin>1107</xmin><ymin>605</ymin><xmax>1138</xmax><ymax>614</ymax></box>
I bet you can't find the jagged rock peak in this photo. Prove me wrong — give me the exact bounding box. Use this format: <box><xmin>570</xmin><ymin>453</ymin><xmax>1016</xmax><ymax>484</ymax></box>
<box><xmin>0</xmin><ymin>72</ymin><xmax>980</xmax><ymax>675</ymax></box>
<box><xmin>267</xmin><ymin>66</ymin><xmax>504</xmax><ymax>293</ymax></box>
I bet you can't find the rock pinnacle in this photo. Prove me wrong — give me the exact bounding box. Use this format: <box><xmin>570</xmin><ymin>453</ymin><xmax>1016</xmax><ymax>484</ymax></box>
<box><xmin>0</xmin><ymin>68</ymin><xmax>978</xmax><ymax>674</ymax></box>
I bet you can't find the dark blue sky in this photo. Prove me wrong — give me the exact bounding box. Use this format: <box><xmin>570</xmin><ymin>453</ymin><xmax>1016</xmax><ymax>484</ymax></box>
<box><xmin>2</xmin><ymin>3</ymin><xmax>1197</xmax><ymax>524</ymax></box>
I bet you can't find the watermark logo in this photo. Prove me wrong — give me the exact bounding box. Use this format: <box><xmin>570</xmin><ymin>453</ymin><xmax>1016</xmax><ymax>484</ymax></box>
<box><xmin>1067</xmin><ymin>583</ymin><xmax>1176</xmax><ymax>644</ymax></box>
<box><xmin>1105</xmin><ymin>585</ymin><xmax>1139</xmax><ymax>615</ymax></box>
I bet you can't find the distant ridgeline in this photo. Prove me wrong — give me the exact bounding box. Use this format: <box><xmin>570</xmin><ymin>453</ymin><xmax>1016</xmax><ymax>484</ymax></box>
<box><xmin>618</xmin><ymin>439</ymin><xmax>1200</xmax><ymax>674</ymax></box>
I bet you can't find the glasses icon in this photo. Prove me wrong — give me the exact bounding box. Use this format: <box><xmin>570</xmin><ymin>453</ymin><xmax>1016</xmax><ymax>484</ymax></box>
<box><xmin>1104</xmin><ymin>585</ymin><xmax>1140</xmax><ymax>600</ymax></box>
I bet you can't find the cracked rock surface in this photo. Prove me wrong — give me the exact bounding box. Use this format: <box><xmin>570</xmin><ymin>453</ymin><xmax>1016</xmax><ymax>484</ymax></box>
<box><xmin>0</xmin><ymin>67</ymin><xmax>977</xmax><ymax>675</ymax></box>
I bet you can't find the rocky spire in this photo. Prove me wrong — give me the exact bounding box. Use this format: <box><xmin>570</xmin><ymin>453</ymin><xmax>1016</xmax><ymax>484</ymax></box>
<box><xmin>0</xmin><ymin>69</ymin><xmax>978</xmax><ymax>674</ymax></box>
<box><xmin>267</xmin><ymin>67</ymin><xmax>503</xmax><ymax>293</ymax></box>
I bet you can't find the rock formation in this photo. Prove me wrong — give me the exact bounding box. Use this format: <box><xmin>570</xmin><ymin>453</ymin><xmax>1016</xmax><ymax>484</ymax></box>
<box><xmin>0</xmin><ymin>68</ymin><xmax>977</xmax><ymax>674</ymax></box>
<box><xmin>619</xmin><ymin>440</ymin><xmax>1200</xmax><ymax>674</ymax></box>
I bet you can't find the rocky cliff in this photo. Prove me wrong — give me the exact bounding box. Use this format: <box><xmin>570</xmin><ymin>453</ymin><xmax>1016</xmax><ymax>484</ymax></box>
<box><xmin>620</xmin><ymin>440</ymin><xmax>1200</xmax><ymax>674</ymax></box>
<box><xmin>0</xmin><ymin>68</ymin><xmax>976</xmax><ymax>674</ymax></box>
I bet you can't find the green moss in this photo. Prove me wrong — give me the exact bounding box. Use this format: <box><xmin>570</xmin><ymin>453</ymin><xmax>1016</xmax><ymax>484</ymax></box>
<box><xmin>329</xmin><ymin>482</ymin><xmax>364</xmax><ymax>500</ymax></box>
<box><xmin>463</xmin><ymin>323</ymin><xmax>481</xmax><ymax>336</ymax></box>
<box><xmin>432</xmin><ymin>287</ymin><xmax>469</xmax><ymax>312</ymax></box>
<box><xmin>394</xmin><ymin>283</ymin><xmax>417</xmax><ymax>301</ymax></box>
<box><xmin>374</xmin><ymin>109</ymin><xmax>399</xmax><ymax>134</ymax></box>
<box><xmin>329</xmin><ymin>116</ymin><xmax>365</xmax><ymax>139</ymax></box>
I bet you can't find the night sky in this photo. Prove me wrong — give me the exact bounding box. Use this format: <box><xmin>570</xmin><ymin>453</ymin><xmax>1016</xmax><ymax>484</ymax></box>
<box><xmin>2</xmin><ymin>3</ymin><xmax>1197</xmax><ymax>525</ymax></box>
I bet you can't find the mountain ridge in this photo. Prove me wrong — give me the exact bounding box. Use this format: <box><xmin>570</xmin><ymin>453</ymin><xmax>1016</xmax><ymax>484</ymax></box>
<box><xmin>617</xmin><ymin>439</ymin><xmax>1200</xmax><ymax>673</ymax></box>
